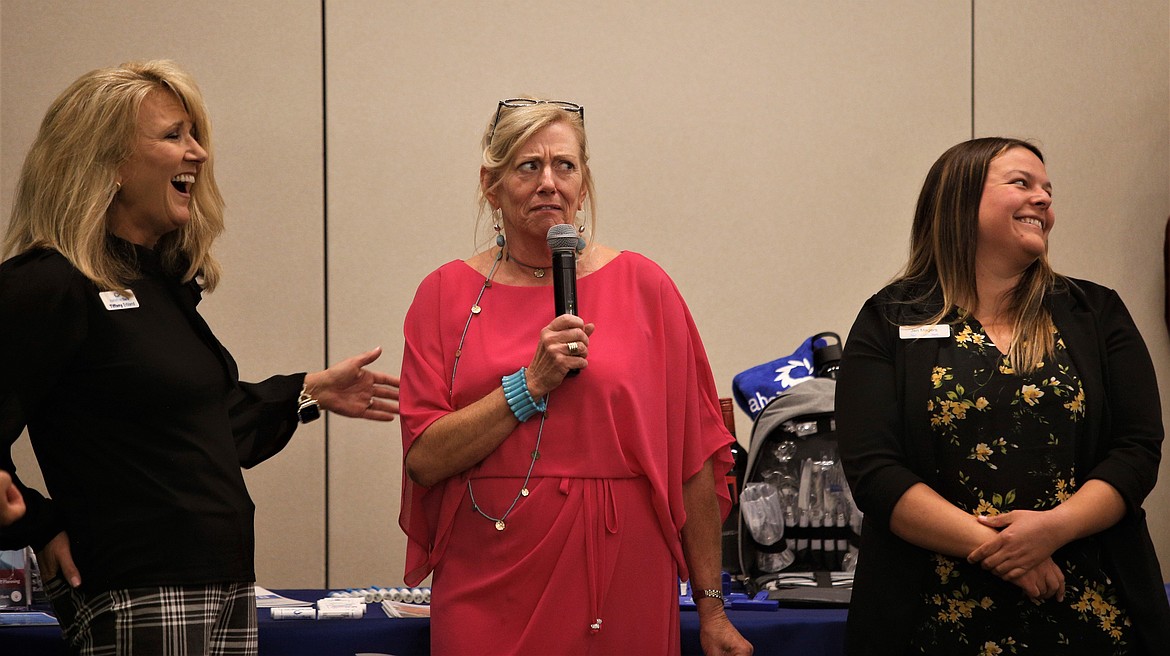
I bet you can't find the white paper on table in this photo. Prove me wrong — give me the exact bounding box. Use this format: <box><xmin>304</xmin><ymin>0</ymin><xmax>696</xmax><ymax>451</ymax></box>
<box><xmin>254</xmin><ymin>585</ymin><xmax>313</xmax><ymax>608</ymax></box>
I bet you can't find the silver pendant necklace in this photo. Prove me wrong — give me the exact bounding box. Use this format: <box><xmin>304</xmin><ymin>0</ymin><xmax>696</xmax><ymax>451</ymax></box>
<box><xmin>452</xmin><ymin>247</ymin><xmax>548</xmax><ymax>531</ymax></box>
<box><xmin>504</xmin><ymin>248</ymin><xmax>552</xmax><ymax>279</ymax></box>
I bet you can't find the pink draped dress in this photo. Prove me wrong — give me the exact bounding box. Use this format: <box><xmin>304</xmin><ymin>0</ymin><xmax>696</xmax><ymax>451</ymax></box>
<box><xmin>399</xmin><ymin>252</ymin><xmax>734</xmax><ymax>655</ymax></box>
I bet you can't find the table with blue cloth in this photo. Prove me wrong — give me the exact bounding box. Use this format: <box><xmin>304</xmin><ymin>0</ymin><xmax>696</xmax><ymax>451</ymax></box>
<box><xmin>7</xmin><ymin>585</ymin><xmax>1170</xmax><ymax>654</ymax></box>
<box><xmin>0</xmin><ymin>587</ymin><xmax>846</xmax><ymax>655</ymax></box>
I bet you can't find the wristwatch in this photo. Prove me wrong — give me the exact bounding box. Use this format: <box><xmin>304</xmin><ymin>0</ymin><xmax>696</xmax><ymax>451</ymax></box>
<box><xmin>697</xmin><ymin>588</ymin><xmax>724</xmax><ymax>601</ymax></box>
<box><xmin>297</xmin><ymin>384</ymin><xmax>321</xmax><ymax>424</ymax></box>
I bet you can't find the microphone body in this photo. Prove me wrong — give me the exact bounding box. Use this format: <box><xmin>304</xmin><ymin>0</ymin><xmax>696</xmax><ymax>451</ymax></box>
<box><xmin>546</xmin><ymin>224</ymin><xmax>580</xmax><ymax>318</ymax></box>
<box><xmin>551</xmin><ymin>249</ymin><xmax>578</xmax><ymax>317</ymax></box>
<box><xmin>547</xmin><ymin>224</ymin><xmax>581</xmax><ymax>377</ymax></box>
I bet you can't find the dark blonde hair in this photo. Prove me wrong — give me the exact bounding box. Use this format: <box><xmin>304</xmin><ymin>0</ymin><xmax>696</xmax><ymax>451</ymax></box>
<box><xmin>4</xmin><ymin>60</ymin><xmax>224</xmax><ymax>291</ymax></box>
<box><xmin>476</xmin><ymin>98</ymin><xmax>597</xmax><ymax>248</ymax></box>
<box><xmin>898</xmin><ymin>137</ymin><xmax>1057</xmax><ymax>374</ymax></box>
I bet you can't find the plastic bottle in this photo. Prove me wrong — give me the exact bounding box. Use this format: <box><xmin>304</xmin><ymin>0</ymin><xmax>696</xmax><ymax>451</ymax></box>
<box><xmin>812</xmin><ymin>332</ymin><xmax>842</xmax><ymax>379</ymax></box>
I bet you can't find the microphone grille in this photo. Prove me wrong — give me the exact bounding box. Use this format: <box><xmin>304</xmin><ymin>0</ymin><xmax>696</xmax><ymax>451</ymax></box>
<box><xmin>546</xmin><ymin>224</ymin><xmax>579</xmax><ymax>252</ymax></box>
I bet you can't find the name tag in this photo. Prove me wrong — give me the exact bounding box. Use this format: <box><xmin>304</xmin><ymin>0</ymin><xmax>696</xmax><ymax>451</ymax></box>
<box><xmin>99</xmin><ymin>290</ymin><xmax>139</xmax><ymax>310</ymax></box>
<box><xmin>899</xmin><ymin>324</ymin><xmax>950</xmax><ymax>339</ymax></box>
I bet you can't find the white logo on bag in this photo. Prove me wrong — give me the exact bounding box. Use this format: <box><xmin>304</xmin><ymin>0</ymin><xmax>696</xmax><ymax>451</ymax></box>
<box><xmin>774</xmin><ymin>359</ymin><xmax>813</xmax><ymax>387</ymax></box>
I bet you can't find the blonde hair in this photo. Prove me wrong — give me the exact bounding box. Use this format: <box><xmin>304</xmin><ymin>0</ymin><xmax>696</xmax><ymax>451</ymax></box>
<box><xmin>476</xmin><ymin>98</ymin><xmax>597</xmax><ymax>248</ymax></box>
<box><xmin>4</xmin><ymin>60</ymin><xmax>224</xmax><ymax>291</ymax></box>
<box><xmin>898</xmin><ymin>137</ymin><xmax>1057</xmax><ymax>374</ymax></box>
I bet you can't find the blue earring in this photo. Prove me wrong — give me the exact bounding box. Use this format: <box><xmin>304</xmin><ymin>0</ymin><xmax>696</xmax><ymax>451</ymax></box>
<box><xmin>576</xmin><ymin>237</ymin><xmax>586</xmax><ymax>252</ymax></box>
<box><xmin>494</xmin><ymin>221</ymin><xmax>506</xmax><ymax>247</ymax></box>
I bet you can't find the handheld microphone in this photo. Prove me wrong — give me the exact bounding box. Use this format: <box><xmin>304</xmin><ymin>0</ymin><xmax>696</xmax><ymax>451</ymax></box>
<box><xmin>547</xmin><ymin>224</ymin><xmax>581</xmax><ymax>376</ymax></box>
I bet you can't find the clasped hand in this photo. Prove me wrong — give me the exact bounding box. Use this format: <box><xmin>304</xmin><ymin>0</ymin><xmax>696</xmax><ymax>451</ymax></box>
<box><xmin>967</xmin><ymin>509</ymin><xmax>1067</xmax><ymax>601</ymax></box>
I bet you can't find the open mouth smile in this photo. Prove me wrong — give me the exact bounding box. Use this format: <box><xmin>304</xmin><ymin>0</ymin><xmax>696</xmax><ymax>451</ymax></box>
<box><xmin>171</xmin><ymin>173</ymin><xmax>195</xmax><ymax>195</ymax></box>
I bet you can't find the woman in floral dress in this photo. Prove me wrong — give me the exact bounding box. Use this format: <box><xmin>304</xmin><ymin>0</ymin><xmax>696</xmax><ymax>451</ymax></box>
<box><xmin>837</xmin><ymin>137</ymin><xmax>1170</xmax><ymax>655</ymax></box>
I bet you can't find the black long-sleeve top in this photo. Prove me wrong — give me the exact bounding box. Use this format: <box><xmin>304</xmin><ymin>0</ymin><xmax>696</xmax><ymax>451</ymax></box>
<box><xmin>0</xmin><ymin>239</ymin><xmax>303</xmax><ymax>593</ymax></box>
<box><xmin>836</xmin><ymin>277</ymin><xmax>1170</xmax><ymax>655</ymax></box>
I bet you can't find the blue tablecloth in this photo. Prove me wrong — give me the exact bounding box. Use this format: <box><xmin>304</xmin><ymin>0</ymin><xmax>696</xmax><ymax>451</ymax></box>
<box><xmin>0</xmin><ymin>588</ymin><xmax>845</xmax><ymax>655</ymax></box>
<box><xmin>6</xmin><ymin>585</ymin><xmax>1170</xmax><ymax>655</ymax></box>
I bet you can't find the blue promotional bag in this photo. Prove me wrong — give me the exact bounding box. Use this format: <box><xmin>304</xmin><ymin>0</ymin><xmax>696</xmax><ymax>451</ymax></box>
<box><xmin>732</xmin><ymin>332</ymin><xmax>841</xmax><ymax>419</ymax></box>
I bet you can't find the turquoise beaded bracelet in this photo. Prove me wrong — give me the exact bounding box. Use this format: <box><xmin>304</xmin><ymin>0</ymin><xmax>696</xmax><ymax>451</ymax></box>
<box><xmin>502</xmin><ymin>367</ymin><xmax>546</xmax><ymax>422</ymax></box>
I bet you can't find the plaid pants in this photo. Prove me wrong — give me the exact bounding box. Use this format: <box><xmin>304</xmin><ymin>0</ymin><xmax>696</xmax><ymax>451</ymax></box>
<box><xmin>45</xmin><ymin>576</ymin><xmax>258</xmax><ymax>656</ymax></box>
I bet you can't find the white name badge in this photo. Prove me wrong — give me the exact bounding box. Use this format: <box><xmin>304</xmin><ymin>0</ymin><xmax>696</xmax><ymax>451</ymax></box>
<box><xmin>899</xmin><ymin>324</ymin><xmax>950</xmax><ymax>339</ymax></box>
<box><xmin>99</xmin><ymin>289</ymin><xmax>139</xmax><ymax>310</ymax></box>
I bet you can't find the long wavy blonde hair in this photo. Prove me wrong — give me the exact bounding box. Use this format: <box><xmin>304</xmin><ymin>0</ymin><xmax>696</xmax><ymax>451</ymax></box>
<box><xmin>898</xmin><ymin>137</ymin><xmax>1058</xmax><ymax>374</ymax></box>
<box><xmin>4</xmin><ymin>59</ymin><xmax>224</xmax><ymax>291</ymax></box>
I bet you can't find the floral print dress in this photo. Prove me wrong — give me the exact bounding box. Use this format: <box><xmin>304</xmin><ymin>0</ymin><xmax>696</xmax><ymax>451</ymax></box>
<box><xmin>908</xmin><ymin>319</ymin><xmax>1131</xmax><ymax>656</ymax></box>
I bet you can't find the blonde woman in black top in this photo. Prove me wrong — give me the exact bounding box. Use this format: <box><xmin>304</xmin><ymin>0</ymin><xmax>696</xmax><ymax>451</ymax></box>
<box><xmin>0</xmin><ymin>60</ymin><xmax>400</xmax><ymax>655</ymax></box>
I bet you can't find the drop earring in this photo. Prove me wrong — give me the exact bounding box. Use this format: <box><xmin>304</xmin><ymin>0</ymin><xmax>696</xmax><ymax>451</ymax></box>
<box><xmin>576</xmin><ymin>220</ymin><xmax>586</xmax><ymax>252</ymax></box>
<box><xmin>494</xmin><ymin>221</ymin><xmax>506</xmax><ymax>248</ymax></box>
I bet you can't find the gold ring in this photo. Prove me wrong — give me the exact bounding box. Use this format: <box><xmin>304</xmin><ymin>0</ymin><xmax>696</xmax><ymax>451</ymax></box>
<box><xmin>567</xmin><ymin>341</ymin><xmax>580</xmax><ymax>355</ymax></box>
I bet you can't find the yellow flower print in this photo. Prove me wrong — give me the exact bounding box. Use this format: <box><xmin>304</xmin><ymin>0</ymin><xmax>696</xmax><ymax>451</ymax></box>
<box><xmin>974</xmin><ymin>397</ymin><xmax>989</xmax><ymax>410</ymax></box>
<box><xmin>932</xmin><ymin>554</ymin><xmax>955</xmax><ymax>583</ymax></box>
<box><xmin>969</xmin><ymin>438</ymin><xmax>1010</xmax><ymax>469</ymax></box>
<box><xmin>978</xmin><ymin>642</ymin><xmax>1003</xmax><ymax>656</ymax></box>
<box><xmin>942</xmin><ymin>400</ymin><xmax>968</xmax><ymax>420</ymax></box>
<box><xmin>931</xmin><ymin>366</ymin><xmax>951</xmax><ymax>389</ymax></box>
<box><xmin>1053</xmin><ymin>477</ymin><xmax>1076</xmax><ymax>504</ymax></box>
<box><xmin>1064</xmin><ymin>388</ymin><xmax>1085</xmax><ymax>415</ymax></box>
<box><xmin>999</xmin><ymin>360</ymin><xmax>1015</xmax><ymax>375</ymax></box>
<box><xmin>1020</xmin><ymin>384</ymin><xmax>1044</xmax><ymax>406</ymax></box>
<box><xmin>940</xmin><ymin>597</ymin><xmax>978</xmax><ymax>623</ymax></box>
<box><xmin>955</xmin><ymin>324</ymin><xmax>987</xmax><ymax>348</ymax></box>
<box><xmin>1073</xmin><ymin>583</ymin><xmax>1127</xmax><ymax>640</ymax></box>
<box><xmin>973</xmin><ymin>500</ymin><xmax>1000</xmax><ymax>516</ymax></box>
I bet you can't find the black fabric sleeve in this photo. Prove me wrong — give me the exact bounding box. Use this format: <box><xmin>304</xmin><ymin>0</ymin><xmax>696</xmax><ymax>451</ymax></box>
<box><xmin>836</xmin><ymin>295</ymin><xmax>924</xmax><ymax>530</ymax></box>
<box><xmin>229</xmin><ymin>373</ymin><xmax>305</xmax><ymax>469</ymax></box>
<box><xmin>0</xmin><ymin>252</ymin><xmax>87</xmax><ymax>550</ymax></box>
<box><xmin>1083</xmin><ymin>287</ymin><xmax>1164</xmax><ymax>515</ymax></box>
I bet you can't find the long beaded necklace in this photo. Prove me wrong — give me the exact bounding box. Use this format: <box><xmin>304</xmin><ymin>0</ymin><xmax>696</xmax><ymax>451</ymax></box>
<box><xmin>452</xmin><ymin>247</ymin><xmax>548</xmax><ymax>532</ymax></box>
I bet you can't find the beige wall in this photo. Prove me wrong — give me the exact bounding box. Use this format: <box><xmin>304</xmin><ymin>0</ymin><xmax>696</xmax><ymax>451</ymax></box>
<box><xmin>3</xmin><ymin>1</ymin><xmax>1168</xmax><ymax>590</ymax></box>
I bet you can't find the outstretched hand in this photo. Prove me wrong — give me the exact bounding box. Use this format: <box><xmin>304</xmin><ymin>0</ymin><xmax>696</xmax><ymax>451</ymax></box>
<box><xmin>304</xmin><ymin>347</ymin><xmax>400</xmax><ymax>421</ymax></box>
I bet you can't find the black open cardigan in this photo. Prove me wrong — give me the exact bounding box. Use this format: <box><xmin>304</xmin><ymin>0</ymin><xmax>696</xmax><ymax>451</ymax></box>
<box><xmin>837</xmin><ymin>276</ymin><xmax>1170</xmax><ymax>655</ymax></box>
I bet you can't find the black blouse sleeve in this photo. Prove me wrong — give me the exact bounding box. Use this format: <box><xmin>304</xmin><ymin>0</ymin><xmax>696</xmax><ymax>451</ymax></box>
<box><xmin>0</xmin><ymin>251</ymin><xmax>88</xmax><ymax>550</ymax></box>
<box><xmin>228</xmin><ymin>373</ymin><xmax>305</xmax><ymax>469</ymax></box>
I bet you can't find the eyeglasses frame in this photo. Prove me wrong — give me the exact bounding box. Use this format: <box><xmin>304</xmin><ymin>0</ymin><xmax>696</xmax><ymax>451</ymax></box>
<box><xmin>487</xmin><ymin>98</ymin><xmax>585</xmax><ymax>146</ymax></box>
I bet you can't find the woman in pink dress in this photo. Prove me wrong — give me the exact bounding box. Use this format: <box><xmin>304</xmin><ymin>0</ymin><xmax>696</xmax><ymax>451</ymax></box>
<box><xmin>398</xmin><ymin>98</ymin><xmax>752</xmax><ymax>656</ymax></box>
